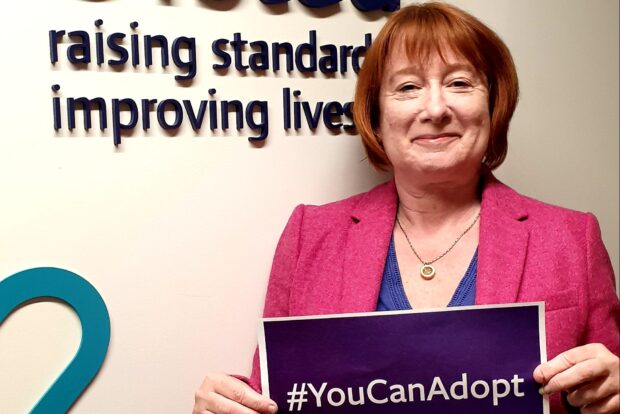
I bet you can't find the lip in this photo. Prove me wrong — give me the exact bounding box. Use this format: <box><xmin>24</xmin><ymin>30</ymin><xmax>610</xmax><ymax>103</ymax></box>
<box><xmin>412</xmin><ymin>133</ymin><xmax>461</xmax><ymax>143</ymax></box>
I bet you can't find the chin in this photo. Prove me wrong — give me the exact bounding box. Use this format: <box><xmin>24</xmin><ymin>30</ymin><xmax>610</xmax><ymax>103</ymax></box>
<box><xmin>403</xmin><ymin>158</ymin><xmax>481</xmax><ymax>182</ymax></box>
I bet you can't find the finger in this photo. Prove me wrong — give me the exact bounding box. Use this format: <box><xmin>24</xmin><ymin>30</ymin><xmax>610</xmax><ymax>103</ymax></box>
<box><xmin>540</xmin><ymin>357</ymin><xmax>608</xmax><ymax>394</ymax></box>
<box><xmin>534</xmin><ymin>344</ymin><xmax>612</xmax><ymax>385</ymax></box>
<box><xmin>566</xmin><ymin>377</ymin><xmax>615</xmax><ymax>408</ymax></box>
<box><xmin>534</xmin><ymin>345</ymin><xmax>605</xmax><ymax>384</ymax></box>
<box><xmin>582</xmin><ymin>393</ymin><xmax>620</xmax><ymax>414</ymax></box>
<box><xmin>213</xmin><ymin>376</ymin><xmax>277</xmax><ymax>413</ymax></box>
<box><xmin>201</xmin><ymin>391</ymin><xmax>262</xmax><ymax>414</ymax></box>
<box><xmin>194</xmin><ymin>389</ymin><xmax>210</xmax><ymax>413</ymax></box>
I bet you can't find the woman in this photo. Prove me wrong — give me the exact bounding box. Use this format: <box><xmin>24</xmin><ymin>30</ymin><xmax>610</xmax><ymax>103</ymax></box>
<box><xmin>194</xmin><ymin>3</ymin><xmax>620</xmax><ymax>414</ymax></box>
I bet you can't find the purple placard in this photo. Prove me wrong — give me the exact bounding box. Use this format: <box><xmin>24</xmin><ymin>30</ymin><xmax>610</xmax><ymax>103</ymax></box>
<box><xmin>259</xmin><ymin>303</ymin><xmax>549</xmax><ymax>414</ymax></box>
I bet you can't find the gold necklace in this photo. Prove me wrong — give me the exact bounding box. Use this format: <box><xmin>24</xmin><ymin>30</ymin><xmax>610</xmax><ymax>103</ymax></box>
<box><xmin>395</xmin><ymin>211</ymin><xmax>480</xmax><ymax>280</ymax></box>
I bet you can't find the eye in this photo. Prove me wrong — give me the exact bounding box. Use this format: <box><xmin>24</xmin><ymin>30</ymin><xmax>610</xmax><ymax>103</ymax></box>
<box><xmin>398</xmin><ymin>83</ymin><xmax>420</xmax><ymax>92</ymax></box>
<box><xmin>448</xmin><ymin>79</ymin><xmax>473</xmax><ymax>88</ymax></box>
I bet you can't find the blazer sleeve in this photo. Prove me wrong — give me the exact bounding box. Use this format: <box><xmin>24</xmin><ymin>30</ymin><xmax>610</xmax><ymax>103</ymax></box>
<box><xmin>239</xmin><ymin>205</ymin><xmax>305</xmax><ymax>392</ymax></box>
<box><xmin>558</xmin><ymin>214</ymin><xmax>620</xmax><ymax>414</ymax></box>
<box><xmin>583</xmin><ymin>213</ymin><xmax>620</xmax><ymax>355</ymax></box>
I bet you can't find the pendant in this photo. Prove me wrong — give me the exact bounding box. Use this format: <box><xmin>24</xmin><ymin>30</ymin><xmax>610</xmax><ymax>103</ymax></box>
<box><xmin>420</xmin><ymin>264</ymin><xmax>436</xmax><ymax>280</ymax></box>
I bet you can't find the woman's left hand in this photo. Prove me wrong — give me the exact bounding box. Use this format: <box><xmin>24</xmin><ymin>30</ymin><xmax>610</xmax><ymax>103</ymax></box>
<box><xmin>533</xmin><ymin>343</ymin><xmax>620</xmax><ymax>413</ymax></box>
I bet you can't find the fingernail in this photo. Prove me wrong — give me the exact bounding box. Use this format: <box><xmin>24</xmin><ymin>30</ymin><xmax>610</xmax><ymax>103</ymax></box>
<box><xmin>269</xmin><ymin>403</ymin><xmax>278</xmax><ymax>413</ymax></box>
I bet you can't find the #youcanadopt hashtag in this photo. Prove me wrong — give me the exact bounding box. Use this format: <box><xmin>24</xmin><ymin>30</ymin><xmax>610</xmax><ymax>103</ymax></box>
<box><xmin>287</xmin><ymin>382</ymin><xmax>309</xmax><ymax>411</ymax></box>
<box><xmin>284</xmin><ymin>373</ymin><xmax>526</xmax><ymax>411</ymax></box>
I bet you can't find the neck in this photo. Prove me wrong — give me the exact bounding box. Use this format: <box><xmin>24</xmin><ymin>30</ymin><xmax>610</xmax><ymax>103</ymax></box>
<box><xmin>395</xmin><ymin>170</ymin><xmax>482</xmax><ymax>231</ymax></box>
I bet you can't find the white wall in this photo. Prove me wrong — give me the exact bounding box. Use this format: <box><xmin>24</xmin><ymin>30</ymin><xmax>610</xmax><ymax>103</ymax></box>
<box><xmin>0</xmin><ymin>0</ymin><xmax>617</xmax><ymax>413</ymax></box>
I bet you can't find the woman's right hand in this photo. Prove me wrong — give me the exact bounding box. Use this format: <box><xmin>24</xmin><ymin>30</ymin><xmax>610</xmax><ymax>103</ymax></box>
<box><xmin>193</xmin><ymin>373</ymin><xmax>278</xmax><ymax>414</ymax></box>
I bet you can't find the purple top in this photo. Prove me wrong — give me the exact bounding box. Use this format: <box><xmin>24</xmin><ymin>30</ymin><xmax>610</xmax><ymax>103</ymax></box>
<box><xmin>376</xmin><ymin>236</ymin><xmax>478</xmax><ymax>311</ymax></box>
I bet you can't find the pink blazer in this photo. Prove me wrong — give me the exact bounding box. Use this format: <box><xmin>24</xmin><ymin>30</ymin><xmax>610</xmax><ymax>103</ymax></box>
<box><xmin>247</xmin><ymin>174</ymin><xmax>619</xmax><ymax>413</ymax></box>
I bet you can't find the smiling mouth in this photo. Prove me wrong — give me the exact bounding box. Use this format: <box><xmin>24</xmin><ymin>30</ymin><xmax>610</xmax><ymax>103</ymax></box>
<box><xmin>412</xmin><ymin>133</ymin><xmax>461</xmax><ymax>144</ymax></box>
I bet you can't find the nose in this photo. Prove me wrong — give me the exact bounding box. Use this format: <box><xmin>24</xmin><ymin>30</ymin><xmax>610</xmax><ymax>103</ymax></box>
<box><xmin>420</xmin><ymin>85</ymin><xmax>451</xmax><ymax>124</ymax></box>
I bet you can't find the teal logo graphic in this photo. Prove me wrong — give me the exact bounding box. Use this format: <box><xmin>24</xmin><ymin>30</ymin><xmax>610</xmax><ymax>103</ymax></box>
<box><xmin>0</xmin><ymin>267</ymin><xmax>111</xmax><ymax>413</ymax></box>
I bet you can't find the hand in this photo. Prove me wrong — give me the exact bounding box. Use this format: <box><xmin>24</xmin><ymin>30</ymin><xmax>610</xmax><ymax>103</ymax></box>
<box><xmin>533</xmin><ymin>343</ymin><xmax>620</xmax><ymax>414</ymax></box>
<box><xmin>194</xmin><ymin>373</ymin><xmax>278</xmax><ymax>414</ymax></box>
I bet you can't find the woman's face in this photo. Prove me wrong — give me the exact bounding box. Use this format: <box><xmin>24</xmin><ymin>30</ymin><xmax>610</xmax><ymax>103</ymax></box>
<box><xmin>378</xmin><ymin>47</ymin><xmax>491</xmax><ymax>183</ymax></box>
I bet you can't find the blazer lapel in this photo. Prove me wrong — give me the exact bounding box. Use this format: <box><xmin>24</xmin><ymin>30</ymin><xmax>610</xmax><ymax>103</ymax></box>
<box><xmin>337</xmin><ymin>173</ymin><xmax>529</xmax><ymax>310</ymax></box>
<box><xmin>476</xmin><ymin>174</ymin><xmax>530</xmax><ymax>305</ymax></box>
<box><xmin>340</xmin><ymin>180</ymin><xmax>398</xmax><ymax>312</ymax></box>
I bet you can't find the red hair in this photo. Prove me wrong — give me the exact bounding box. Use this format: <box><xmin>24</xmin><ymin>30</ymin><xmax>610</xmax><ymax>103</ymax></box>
<box><xmin>354</xmin><ymin>2</ymin><xmax>519</xmax><ymax>170</ymax></box>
